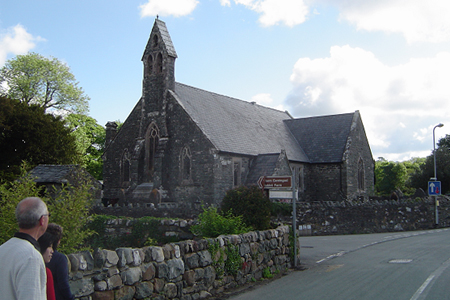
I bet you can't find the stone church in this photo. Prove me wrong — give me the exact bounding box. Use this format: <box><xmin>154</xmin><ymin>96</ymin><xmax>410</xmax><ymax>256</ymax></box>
<box><xmin>102</xmin><ymin>19</ymin><xmax>374</xmax><ymax>209</ymax></box>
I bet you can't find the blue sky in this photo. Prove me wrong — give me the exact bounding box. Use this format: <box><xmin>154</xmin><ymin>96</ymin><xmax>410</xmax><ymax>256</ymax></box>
<box><xmin>1</xmin><ymin>0</ymin><xmax>450</xmax><ymax>162</ymax></box>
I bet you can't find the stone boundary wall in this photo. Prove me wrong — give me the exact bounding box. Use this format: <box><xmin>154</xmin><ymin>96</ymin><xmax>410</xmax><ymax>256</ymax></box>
<box><xmin>100</xmin><ymin>218</ymin><xmax>195</xmax><ymax>242</ymax></box>
<box><xmin>67</xmin><ymin>225</ymin><xmax>295</xmax><ymax>300</ymax></box>
<box><xmin>297</xmin><ymin>197</ymin><xmax>450</xmax><ymax>235</ymax></box>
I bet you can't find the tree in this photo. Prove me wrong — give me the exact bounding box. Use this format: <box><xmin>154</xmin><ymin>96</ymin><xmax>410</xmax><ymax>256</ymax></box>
<box><xmin>65</xmin><ymin>114</ymin><xmax>105</xmax><ymax>179</ymax></box>
<box><xmin>410</xmin><ymin>144</ymin><xmax>450</xmax><ymax>195</ymax></box>
<box><xmin>0</xmin><ymin>52</ymin><xmax>89</xmax><ymax>114</ymax></box>
<box><xmin>0</xmin><ymin>96</ymin><xmax>81</xmax><ymax>182</ymax></box>
<box><xmin>0</xmin><ymin>165</ymin><xmax>95</xmax><ymax>253</ymax></box>
<box><xmin>374</xmin><ymin>158</ymin><xmax>408</xmax><ymax>196</ymax></box>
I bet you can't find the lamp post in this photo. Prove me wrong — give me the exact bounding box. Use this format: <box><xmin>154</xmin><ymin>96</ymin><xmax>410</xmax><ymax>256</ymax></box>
<box><xmin>433</xmin><ymin>123</ymin><xmax>444</xmax><ymax>226</ymax></box>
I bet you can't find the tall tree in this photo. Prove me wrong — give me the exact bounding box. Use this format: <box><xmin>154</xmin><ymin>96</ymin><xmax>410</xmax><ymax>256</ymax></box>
<box><xmin>0</xmin><ymin>52</ymin><xmax>89</xmax><ymax>114</ymax></box>
<box><xmin>65</xmin><ymin>114</ymin><xmax>105</xmax><ymax>179</ymax></box>
<box><xmin>0</xmin><ymin>96</ymin><xmax>81</xmax><ymax>182</ymax></box>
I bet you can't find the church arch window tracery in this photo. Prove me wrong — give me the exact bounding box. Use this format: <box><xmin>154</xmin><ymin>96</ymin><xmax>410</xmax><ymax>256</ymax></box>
<box><xmin>358</xmin><ymin>158</ymin><xmax>365</xmax><ymax>191</ymax></box>
<box><xmin>147</xmin><ymin>54</ymin><xmax>153</xmax><ymax>75</ymax></box>
<box><xmin>122</xmin><ymin>149</ymin><xmax>130</xmax><ymax>183</ymax></box>
<box><xmin>156</xmin><ymin>53</ymin><xmax>163</xmax><ymax>74</ymax></box>
<box><xmin>180</xmin><ymin>146</ymin><xmax>192</xmax><ymax>184</ymax></box>
<box><xmin>145</xmin><ymin>123</ymin><xmax>159</xmax><ymax>180</ymax></box>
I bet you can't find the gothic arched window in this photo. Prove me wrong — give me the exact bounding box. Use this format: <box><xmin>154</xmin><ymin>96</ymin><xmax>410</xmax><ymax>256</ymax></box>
<box><xmin>147</xmin><ymin>54</ymin><xmax>153</xmax><ymax>75</ymax></box>
<box><xmin>358</xmin><ymin>158</ymin><xmax>365</xmax><ymax>191</ymax></box>
<box><xmin>122</xmin><ymin>150</ymin><xmax>130</xmax><ymax>183</ymax></box>
<box><xmin>180</xmin><ymin>146</ymin><xmax>192</xmax><ymax>184</ymax></box>
<box><xmin>145</xmin><ymin>123</ymin><xmax>159</xmax><ymax>180</ymax></box>
<box><xmin>156</xmin><ymin>53</ymin><xmax>163</xmax><ymax>74</ymax></box>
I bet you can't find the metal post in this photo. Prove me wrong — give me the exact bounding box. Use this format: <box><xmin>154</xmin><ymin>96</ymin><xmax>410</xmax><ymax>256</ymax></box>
<box><xmin>433</xmin><ymin>123</ymin><xmax>443</xmax><ymax>226</ymax></box>
<box><xmin>292</xmin><ymin>171</ymin><xmax>297</xmax><ymax>268</ymax></box>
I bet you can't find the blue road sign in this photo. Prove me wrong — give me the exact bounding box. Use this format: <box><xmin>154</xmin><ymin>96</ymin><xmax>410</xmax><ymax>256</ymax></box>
<box><xmin>428</xmin><ymin>181</ymin><xmax>441</xmax><ymax>195</ymax></box>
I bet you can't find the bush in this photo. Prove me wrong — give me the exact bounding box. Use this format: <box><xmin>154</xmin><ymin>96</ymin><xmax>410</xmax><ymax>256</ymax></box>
<box><xmin>270</xmin><ymin>201</ymin><xmax>292</xmax><ymax>217</ymax></box>
<box><xmin>221</xmin><ymin>186</ymin><xmax>272</xmax><ymax>230</ymax></box>
<box><xmin>0</xmin><ymin>164</ymin><xmax>95</xmax><ymax>254</ymax></box>
<box><xmin>191</xmin><ymin>206</ymin><xmax>251</xmax><ymax>238</ymax></box>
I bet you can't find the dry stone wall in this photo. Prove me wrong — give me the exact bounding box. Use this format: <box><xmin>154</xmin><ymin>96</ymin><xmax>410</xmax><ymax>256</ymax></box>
<box><xmin>297</xmin><ymin>197</ymin><xmax>450</xmax><ymax>235</ymax></box>
<box><xmin>68</xmin><ymin>225</ymin><xmax>295</xmax><ymax>300</ymax></box>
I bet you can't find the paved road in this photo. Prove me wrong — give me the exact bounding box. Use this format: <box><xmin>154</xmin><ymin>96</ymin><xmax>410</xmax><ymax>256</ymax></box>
<box><xmin>230</xmin><ymin>229</ymin><xmax>450</xmax><ymax>300</ymax></box>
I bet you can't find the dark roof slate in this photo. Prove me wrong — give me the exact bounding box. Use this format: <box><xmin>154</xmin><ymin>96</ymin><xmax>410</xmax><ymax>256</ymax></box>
<box><xmin>284</xmin><ymin>112</ymin><xmax>355</xmax><ymax>163</ymax></box>
<box><xmin>30</xmin><ymin>165</ymin><xmax>80</xmax><ymax>183</ymax></box>
<box><xmin>172</xmin><ymin>83</ymin><xmax>309</xmax><ymax>162</ymax></box>
<box><xmin>155</xmin><ymin>19</ymin><xmax>177</xmax><ymax>58</ymax></box>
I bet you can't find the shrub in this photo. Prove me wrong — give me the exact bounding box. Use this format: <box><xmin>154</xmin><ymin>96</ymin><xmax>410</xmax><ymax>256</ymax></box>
<box><xmin>191</xmin><ymin>206</ymin><xmax>251</xmax><ymax>238</ymax></box>
<box><xmin>221</xmin><ymin>186</ymin><xmax>272</xmax><ymax>230</ymax></box>
<box><xmin>0</xmin><ymin>164</ymin><xmax>95</xmax><ymax>253</ymax></box>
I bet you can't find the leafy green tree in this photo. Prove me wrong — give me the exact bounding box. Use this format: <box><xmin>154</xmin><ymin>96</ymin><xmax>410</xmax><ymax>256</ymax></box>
<box><xmin>221</xmin><ymin>185</ymin><xmax>272</xmax><ymax>230</ymax></box>
<box><xmin>0</xmin><ymin>52</ymin><xmax>89</xmax><ymax>114</ymax></box>
<box><xmin>0</xmin><ymin>164</ymin><xmax>43</xmax><ymax>243</ymax></box>
<box><xmin>65</xmin><ymin>114</ymin><xmax>105</xmax><ymax>179</ymax></box>
<box><xmin>0</xmin><ymin>96</ymin><xmax>81</xmax><ymax>182</ymax></box>
<box><xmin>375</xmin><ymin>158</ymin><xmax>408</xmax><ymax>196</ymax></box>
<box><xmin>410</xmin><ymin>144</ymin><xmax>450</xmax><ymax>194</ymax></box>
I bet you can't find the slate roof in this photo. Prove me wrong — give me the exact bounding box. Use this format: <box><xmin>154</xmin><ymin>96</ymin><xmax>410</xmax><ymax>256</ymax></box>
<box><xmin>155</xmin><ymin>19</ymin><xmax>177</xmax><ymax>58</ymax></box>
<box><xmin>284</xmin><ymin>112</ymin><xmax>355</xmax><ymax>163</ymax></box>
<box><xmin>245</xmin><ymin>154</ymin><xmax>280</xmax><ymax>185</ymax></box>
<box><xmin>29</xmin><ymin>165</ymin><xmax>100</xmax><ymax>186</ymax></box>
<box><xmin>171</xmin><ymin>83</ymin><xmax>309</xmax><ymax>162</ymax></box>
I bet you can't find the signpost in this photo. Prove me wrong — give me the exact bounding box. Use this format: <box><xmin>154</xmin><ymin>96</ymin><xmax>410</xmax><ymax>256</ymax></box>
<box><xmin>257</xmin><ymin>176</ymin><xmax>292</xmax><ymax>189</ymax></box>
<box><xmin>428</xmin><ymin>181</ymin><xmax>441</xmax><ymax>196</ymax></box>
<box><xmin>258</xmin><ymin>175</ymin><xmax>298</xmax><ymax>268</ymax></box>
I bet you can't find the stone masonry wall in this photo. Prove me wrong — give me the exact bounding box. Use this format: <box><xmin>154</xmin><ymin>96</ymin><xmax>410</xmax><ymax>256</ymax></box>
<box><xmin>67</xmin><ymin>225</ymin><xmax>295</xmax><ymax>300</ymax></box>
<box><xmin>296</xmin><ymin>197</ymin><xmax>450</xmax><ymax>236</ymax></box>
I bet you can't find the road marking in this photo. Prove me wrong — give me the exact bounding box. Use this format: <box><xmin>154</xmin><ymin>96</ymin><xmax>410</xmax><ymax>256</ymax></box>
<box><xmin>389</xmin><ymin>259</ymin><xmax>413</xmax><ymax>264</ymax></box>
<box><xmin>410</xmin><ymin>257</ymin><xmax>450</xmax><ymax>300</ymax></box>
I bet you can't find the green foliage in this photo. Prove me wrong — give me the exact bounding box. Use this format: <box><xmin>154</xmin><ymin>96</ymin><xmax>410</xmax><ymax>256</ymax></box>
<box><xmin>221</xmin><ymin>186</ymin><xmax>272</xmax><ymax>230</ymax></box>
<box><xmin>46</xmin><ymin>182</ymin><xmax>95</xmax><ymax>254</ymax></box>
<box><xmin>0</xmin><ymin>96</ymin><xmax>81</xmax><ymax>182</ymax></box>
<box><xmin>208</xmin><ymin>241</ymin><xmax>225</xmax><ymax>278</ymax></box>
<box><xmin>0</xmin><ymin>164</ymin><xmax>43</xmax><ymax>244</ymax></box>
<box><xmin>375</xmin><ymin>158</ymin><xmax>408</xmax><ymax>196</ymax></box>
<box><xmin>0</xmin><ymin>164</ymin><xmax>95</xmax><ymax>253</ymax></box>
<box><xmin>85</xmin><ymin>215</ymin><xmax>179</xmax><ymax>250</ymax></box>
<box><xmin>224</xmin><ymin>245</ymin><xmax>241</xmax><ymax>276</ymax></box>
<box><xmin>65</xmin><ymin>114</ymin><xmax>105</xmax><ymax>180</ymax></box>
<box><xmin>0</xmin><ymin>52</ymin><xmax>89</xmax><ymax>114</ymax></box>
<box><xmin>190</xmin><ymin>206</ymin><xmax>251</xmax><ymax>238</ymax></box>
<box><xmin>262</xmin><ymin>267</ymin><xmax>273</xmax><ymax>279</ymax></box>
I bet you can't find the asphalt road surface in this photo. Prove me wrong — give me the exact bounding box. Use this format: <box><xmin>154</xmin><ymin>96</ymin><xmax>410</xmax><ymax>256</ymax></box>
<box><xmin>230</xmin><ymin>228</ymin><xmax>450</xmax><ymax>300</ymax></box>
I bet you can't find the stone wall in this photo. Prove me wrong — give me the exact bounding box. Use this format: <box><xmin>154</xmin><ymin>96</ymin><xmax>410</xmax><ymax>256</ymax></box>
<box><xmin>67</xmin><ymin>225</ymin><xmax>295</xmax><ymax>300</ymax></box>
<box><xmin>297</xmin><ymin>197</ymin><xmax>450</xmax><ymax>235</ymax></box>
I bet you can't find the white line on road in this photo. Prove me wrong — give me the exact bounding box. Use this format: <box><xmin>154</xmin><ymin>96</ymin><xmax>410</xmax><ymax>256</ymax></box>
<box><xmin>410</xmin><ymin>257</ymin><xmax>450</xmax><ymax>300</ymax></box>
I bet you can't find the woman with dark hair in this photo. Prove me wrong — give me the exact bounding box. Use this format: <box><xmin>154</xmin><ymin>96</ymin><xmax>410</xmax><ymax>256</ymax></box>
<box><xmin>45</xmin><ymin>223</ymin><xmax>75</xmax><ymax>300</ymax></box>
<box><xmin>38</xmin><ymin>232</ymin><xmax>56</xmax><ymax>300</ymax></box>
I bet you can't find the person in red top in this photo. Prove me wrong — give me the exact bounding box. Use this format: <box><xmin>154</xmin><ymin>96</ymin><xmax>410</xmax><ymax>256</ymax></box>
<box><xmin>38</xmin><ymin>232</ymin><xmax>56</xmax><ymax>300</ymax></box>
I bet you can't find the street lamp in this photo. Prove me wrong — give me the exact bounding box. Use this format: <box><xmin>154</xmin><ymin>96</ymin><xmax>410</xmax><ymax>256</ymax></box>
<box><xmin>432</xmin><ymin>123</ymin><xmax>444</xmax><ymax>226</ymax></box>
<box><xmin>433</xmin><ymin>123</ymin><xmax>444</xmax><ymax>180</ymax></box>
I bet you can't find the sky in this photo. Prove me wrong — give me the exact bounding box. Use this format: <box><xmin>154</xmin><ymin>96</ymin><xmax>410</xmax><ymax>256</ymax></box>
<box><xmin>1</xmin><ymin>0</ymin><xmax>450</xmax><ymax>162</ymax></box>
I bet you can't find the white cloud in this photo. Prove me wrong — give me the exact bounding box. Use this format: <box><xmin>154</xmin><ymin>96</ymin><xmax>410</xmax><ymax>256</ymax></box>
<box><xmin>251</xmin><ymin>93</ymin><xmax>286</xmax><ymax>111</ymax></box>
<box><xmin>139</xmin><ymin>0</ymin><xmax>199</xmax><ymax>18</ymax></box>
<box><xmin>286</xmin><ymin>45</ymin><xmax>450</xmax><ymax>160</ymax></box>
<box><xmin>322</xmin><ymin>0</ymin><xmax>450</xmax><ymax>43</ymax></box>
<box><xmin>0</xmin><ymin>24</ymin><xmax>43</xmax><ymax>66</ymax></box>
<box><xmin>220</xmin><ymin>0</ymin><xmax>231</xmax><ymax>6</ymax></box>
<box><xmin>231</xmin><ymin>0</ymin><xmax>309</xmax><ymax>27</ymax></box>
